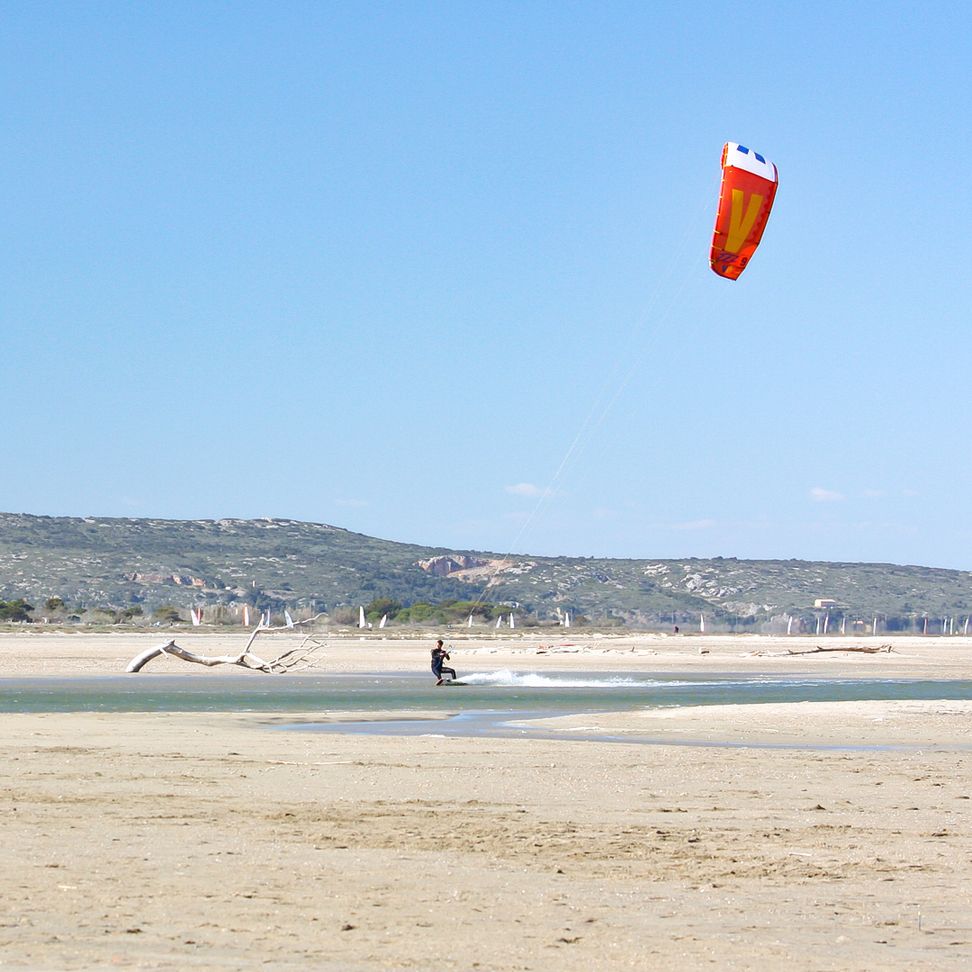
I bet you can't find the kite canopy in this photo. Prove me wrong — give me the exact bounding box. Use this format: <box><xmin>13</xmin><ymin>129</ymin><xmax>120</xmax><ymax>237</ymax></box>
<box><xmin>710</xmin><ymin>142</ymin><xmax>778</xmax><ymax>280</ymax></box>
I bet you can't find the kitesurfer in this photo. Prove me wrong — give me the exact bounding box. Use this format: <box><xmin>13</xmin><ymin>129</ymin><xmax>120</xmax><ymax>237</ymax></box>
<box><xmin>431</xmin><ymin>639</ymin><xmax>457</xmax><ymax>685</ymax></box>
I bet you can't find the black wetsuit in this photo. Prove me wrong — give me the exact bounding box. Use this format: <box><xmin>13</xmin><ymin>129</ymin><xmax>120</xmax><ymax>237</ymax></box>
<box><xmin>431</xmin><ymin>648</ymin><xmax>456</xmax><ymax>681</ymax></box>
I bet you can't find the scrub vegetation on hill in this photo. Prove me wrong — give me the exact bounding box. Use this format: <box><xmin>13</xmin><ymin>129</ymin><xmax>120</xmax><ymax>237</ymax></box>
<box><xmin>1</xmin><ymin>512</ymin><xmax>971</xmax><ymax>632</ymax></box>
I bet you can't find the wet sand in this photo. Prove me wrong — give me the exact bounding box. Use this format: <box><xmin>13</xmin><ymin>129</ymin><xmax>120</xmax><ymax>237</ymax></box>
<box><xmin>2</xmin><ymin>631</ymin><xmax>971</xmax><ymax>970</ymax></box>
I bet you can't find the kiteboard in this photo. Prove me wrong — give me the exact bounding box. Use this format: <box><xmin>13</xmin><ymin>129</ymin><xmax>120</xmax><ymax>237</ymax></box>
<box><xmin>440</xmin><ymin>679</ymin><xmax>468</xmax><ymax>687</ymax></box>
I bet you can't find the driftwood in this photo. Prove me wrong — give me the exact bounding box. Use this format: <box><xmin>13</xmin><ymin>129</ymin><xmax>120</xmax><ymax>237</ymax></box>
<box><xmin>747</xmin><ymin>643</ymin><xmax>896</xmax><ymax>658</ymax></box>
<box><xmin>784</xmin><ymin>643</ymin><xmax>894</xmax><ymax>656</ymax></box>
<box><xmin>125</xmin><ymin>614</ymin><xmax>327</xmax><ymax>674</ymax></box>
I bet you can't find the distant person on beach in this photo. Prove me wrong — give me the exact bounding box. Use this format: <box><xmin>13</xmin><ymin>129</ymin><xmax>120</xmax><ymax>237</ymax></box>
<box><xmin>431</xmin><ymin>639</ymin><xmax>457</xmax><ymax>685</ymax></box>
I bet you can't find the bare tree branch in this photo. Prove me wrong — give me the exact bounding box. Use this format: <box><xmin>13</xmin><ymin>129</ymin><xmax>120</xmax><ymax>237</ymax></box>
<box><xmin>748</xmin><ymin>643</ymin><xmax>895</xmax><ymax>658</ymax></box>
<box><xmin>125</xmin><ymin>613</ymin><xmax>327</xmax><ymax>673</ymax></box>
<box><xmin>784</xmin><ymin>643</ymin><xmax>894</xmax><ymax>656</ymax></box>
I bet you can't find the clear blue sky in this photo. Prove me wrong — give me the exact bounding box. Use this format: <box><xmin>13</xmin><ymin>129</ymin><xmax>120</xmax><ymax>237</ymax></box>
<box><xmin>3</xmin><ymin>2</ymin><xmax>970</xmax><ymax>568</ymax></box>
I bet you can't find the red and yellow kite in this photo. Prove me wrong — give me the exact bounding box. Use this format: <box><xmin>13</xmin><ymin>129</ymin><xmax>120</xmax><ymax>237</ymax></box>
<box><xmin>710</xmin><ymin>142</ymin><xmax>778</xmax><ymax>280</ymax></box>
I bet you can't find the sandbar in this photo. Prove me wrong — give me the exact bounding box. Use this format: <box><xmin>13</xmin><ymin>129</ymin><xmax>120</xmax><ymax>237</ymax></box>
<box><xmin>2</xmin><ymin>631</ymin><xmax>970</xmax><ymax>970</ymax></box>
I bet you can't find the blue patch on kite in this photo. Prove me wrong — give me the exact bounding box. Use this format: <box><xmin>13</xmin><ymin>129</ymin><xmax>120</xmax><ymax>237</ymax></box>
<box><xmin>737</xmin><ymin>145</ymin><xmax>749</xmax><ymax>154</ymax></box>
<box><xmin>754</xmin><ymin>152</ymin><xmax>765</xmax><ymax>163</ymax></box>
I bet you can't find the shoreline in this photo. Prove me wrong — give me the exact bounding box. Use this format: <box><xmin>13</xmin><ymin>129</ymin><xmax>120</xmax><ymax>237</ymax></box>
<box><xmin>271</xmin><ymin>698</ymin><xmax>972</xmax><ymax>752</ymax></box>
<box><xmin>4</xmin><ymin>629</ymin><xmax>972</xmax><ymax>678</ymax></box>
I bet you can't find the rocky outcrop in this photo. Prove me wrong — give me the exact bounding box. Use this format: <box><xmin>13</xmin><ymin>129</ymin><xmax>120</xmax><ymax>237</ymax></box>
<box><xmin>127</xmin><ymin>572</ymin><xmax>208</xmax><ymax>588</ymax></box>
<box><xmin>416</xmin><ymin>554</ymin><xmax>488</xmax><ymax>577</ymax></box>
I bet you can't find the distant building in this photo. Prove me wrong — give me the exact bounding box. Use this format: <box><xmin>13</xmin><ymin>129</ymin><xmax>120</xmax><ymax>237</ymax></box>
<box><xmin>814</xmin><ymin>598</ymin><xmax>838</xmax><ymax>609</ymax></box>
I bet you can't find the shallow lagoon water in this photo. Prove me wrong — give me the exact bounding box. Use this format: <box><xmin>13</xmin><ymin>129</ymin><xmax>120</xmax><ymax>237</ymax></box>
<box><xmin>2</xmin><ymin>670</ymin><xmax>970</xmax><ymax>714</ymax></box>
<box><xmin>3</xmin><ymin>671</ymin><xmax>970</xmax><ymax>749</ymax></box>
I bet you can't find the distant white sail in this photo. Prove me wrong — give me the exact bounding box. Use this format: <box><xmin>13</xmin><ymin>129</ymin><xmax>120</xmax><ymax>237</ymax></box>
<box><xmin>243</xmin><ymin>605</ymin><xmax>250</xmax><ymax>627</ymax></box>
<box><xmin>564</xmin><ymin>612</ymin><xmax>570</xmax><ymax>628</ymax></box>
<box><xmin>699</xmin><ymin>613</ymin><xmax>705</xmax><ymax>633</ymax></box>
<box><xmin>786</xmin><ymin>615</ymin><xmax>793</xmax><ymax>635</ymax></box>
<box><xmin>284</xmin><ymin>609</ymin><xmax>294</xmax><ymax>629</ymax></box>
<box><xmin>509</xmin><ymin>613</ymin><xmax>515</xmax><ymax>629</ymax></box>
<box><xmin>358</xmin><ymin>606</ymin><xmax>366</xmax><ymax>629</ymax></box>
<box><xmin>190</xmin><ymin>607</ymin><xmax>201</xmax><ymax>627</ymax></box>
<box><xmin>467</xmin><ymin>614</ymin><xmax>473</xmax><ymax>628</ymax></box>
<box><xmin>495</xmin><ymin>616</ymin><xmax>502</xmax><ymax>629</ymax></box>
<box><xmin>379</xmin><ymin>614</ymin><xmax>387</xmax><ymax>629</ymax></box>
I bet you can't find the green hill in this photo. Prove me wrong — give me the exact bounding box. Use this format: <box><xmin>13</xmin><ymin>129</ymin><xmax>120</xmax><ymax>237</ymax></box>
<box><xmin>1</xmin><ymin>512</ymin><xmax>970</xmax><ymax>632</ymax></box>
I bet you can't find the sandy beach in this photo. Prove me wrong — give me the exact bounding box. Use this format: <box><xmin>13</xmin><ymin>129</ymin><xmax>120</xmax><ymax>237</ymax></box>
<box><xmin>2</xmin><ymin>630</ymin><xmax>971</xmax><ymax>970</ymax></box>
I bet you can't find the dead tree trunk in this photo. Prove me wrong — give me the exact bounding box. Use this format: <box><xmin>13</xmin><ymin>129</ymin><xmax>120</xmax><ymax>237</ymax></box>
<box><xmin>125</xmin><ymin>614</ymin><xmax>327</xmax><ymax>673</ymax></box>
<box><xmin>784</xmin><ymin>643</ymin><xmax>893</xmax><ymax>656</ymax></box>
